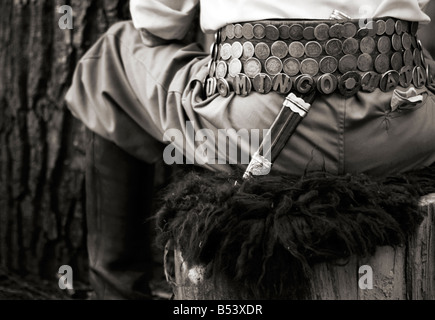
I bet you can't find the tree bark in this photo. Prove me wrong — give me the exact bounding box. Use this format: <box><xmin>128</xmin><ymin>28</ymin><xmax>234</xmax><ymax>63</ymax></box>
<box><xmin>0</xmin><ymin>0</ymin><xmax>131</xmax><ymax>283</ymax></box>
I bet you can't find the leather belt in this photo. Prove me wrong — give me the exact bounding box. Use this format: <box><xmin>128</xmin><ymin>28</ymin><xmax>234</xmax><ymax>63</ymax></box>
<box><xmin>205</xmin><ymin>18</ymin><xmax>434</xmax><ymax>98</ymax></box>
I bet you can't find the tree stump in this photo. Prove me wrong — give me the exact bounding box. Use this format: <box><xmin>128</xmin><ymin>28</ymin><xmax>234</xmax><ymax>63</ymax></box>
<box><xmin>168</xmin><ymin>194</ymin><xmax>435</xmax><ymax>300</ymax></box>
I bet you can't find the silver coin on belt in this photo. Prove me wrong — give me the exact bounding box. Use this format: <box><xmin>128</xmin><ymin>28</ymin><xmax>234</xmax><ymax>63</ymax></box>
<box><xmin>205</xmin><ymin>18</ymin><xmax>433</xmax><ymax>97</ymax></box>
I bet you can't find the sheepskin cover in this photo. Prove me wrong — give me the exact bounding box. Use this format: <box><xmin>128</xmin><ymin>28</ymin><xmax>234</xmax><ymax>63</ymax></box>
<box><xmin>155</xmin><ymin>165</ymin><xmax>435</xmax><ymax>299</ymax></box>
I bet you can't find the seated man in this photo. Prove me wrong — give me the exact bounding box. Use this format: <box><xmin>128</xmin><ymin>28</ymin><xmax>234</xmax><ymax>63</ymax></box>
<box><xmin>65</xmin><ymin>0</ymin><xmax>435</xmax><ymax>299</ymax></box>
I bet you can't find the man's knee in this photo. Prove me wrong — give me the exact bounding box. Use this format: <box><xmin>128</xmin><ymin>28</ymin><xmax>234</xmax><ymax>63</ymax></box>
<box><xmin>106</xmin><ymin>20</ymin><xmax>135</xmax><ymax>38</ymax></box>
<box><xmin>107</xmin><ymin>20</ymin><xmax>171</xmax><ymax>47</ymax></box>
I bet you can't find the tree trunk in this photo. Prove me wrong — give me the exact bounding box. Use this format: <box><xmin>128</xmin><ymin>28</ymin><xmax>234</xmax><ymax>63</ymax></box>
<box><xmin>0</xmin><ymin>0</ymin><xmax>131</xmax><ymax>283</ymax></box>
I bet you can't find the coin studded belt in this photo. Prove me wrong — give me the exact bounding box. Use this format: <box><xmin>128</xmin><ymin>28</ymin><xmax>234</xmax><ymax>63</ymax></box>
<box><xmin>205</xmin><ymin>18</ymin><xmax>433</xmax><ymax>98</ymax></box>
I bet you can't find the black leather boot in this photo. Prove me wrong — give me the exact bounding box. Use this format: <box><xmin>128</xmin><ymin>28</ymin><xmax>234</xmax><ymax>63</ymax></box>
<box><xmin>85</xmin><ymin>130</ymin><xmax>157</xmax><ymax>299</ymax></box>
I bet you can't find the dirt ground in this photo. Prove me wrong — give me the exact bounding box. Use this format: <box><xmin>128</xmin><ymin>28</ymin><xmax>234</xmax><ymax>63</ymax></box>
<box><xmin>0</xmin><ymin>266</ymin><xmax>172</xmax><ymax>300</ymax></box>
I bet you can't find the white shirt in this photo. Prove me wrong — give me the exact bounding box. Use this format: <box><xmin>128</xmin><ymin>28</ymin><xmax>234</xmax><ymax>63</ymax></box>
<box><xmin>130</xmin><ymin>0</ymin><xmax>431</xmax><ymax>41</ymax></box>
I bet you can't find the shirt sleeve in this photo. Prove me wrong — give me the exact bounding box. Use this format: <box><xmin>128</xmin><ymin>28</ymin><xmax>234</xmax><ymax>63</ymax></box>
<box><xmin>130</xmin><ymin>0</ymin><xmax>199</xmax><ymax>41</ymax></box>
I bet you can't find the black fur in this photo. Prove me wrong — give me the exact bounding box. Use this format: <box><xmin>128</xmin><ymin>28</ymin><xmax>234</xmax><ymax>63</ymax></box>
<box><xmin>155</xmin><ymin>165</ymin><xmax>435</xmax><ymax>299</ymax></box>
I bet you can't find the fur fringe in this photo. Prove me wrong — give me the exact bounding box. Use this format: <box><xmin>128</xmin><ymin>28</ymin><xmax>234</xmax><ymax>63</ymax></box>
<box><xmin>155</xmin><ymin>165</ymin><xmax>435</xmax><ymax>299</ymax></box>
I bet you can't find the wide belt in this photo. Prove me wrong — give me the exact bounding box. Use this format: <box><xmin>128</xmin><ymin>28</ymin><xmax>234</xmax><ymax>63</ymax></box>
<box><xmin>205</xmin><ymin>18</ymin><xmax>434</xmax><ymax>98</ymax></box>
